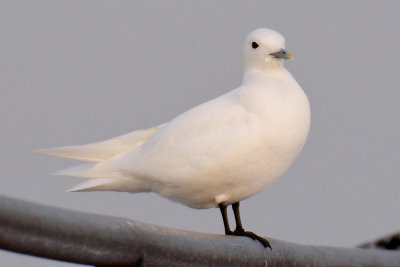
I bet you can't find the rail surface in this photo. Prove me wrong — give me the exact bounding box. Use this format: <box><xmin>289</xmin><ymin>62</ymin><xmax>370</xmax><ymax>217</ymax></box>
<box><xmin>0</xmin><ymin>195</ymin><xmax>399</xmax><ymax>266</ymax></box>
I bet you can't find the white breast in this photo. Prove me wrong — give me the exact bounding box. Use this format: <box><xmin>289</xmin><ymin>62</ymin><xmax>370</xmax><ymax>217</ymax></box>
<box><xmin>126</xmin><ymin>69</ymin><xmax>310</xmax><ymax>208</ymax></box>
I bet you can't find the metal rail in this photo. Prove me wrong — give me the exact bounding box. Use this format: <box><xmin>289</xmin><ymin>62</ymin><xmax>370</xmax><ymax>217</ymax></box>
<box><xmin>0</xmin><ymin>195</ymin><xmax>399</xmax><ymax>266</ymax></box>
<box><xmin>359</xmin><ymin>232</ymin><xmax>400</xmax><ymax>251</ymax></box>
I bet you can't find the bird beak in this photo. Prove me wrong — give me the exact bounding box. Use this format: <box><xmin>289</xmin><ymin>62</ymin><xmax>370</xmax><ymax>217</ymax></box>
<box><xmin>269</xmin><ymin>49</ymin><xmax>294</xmax><ymax>60</ymax></box>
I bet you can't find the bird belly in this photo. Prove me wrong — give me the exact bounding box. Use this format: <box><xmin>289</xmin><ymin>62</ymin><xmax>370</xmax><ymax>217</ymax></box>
<box><xmin>124</xmin><ymin>85</ymin><xmax>310</xmax><ymax>209</ymax></box>
<box><xmin>154</xmin><ymin>128</ymin><xmax>308</xmax><ymax>209</ymax></box>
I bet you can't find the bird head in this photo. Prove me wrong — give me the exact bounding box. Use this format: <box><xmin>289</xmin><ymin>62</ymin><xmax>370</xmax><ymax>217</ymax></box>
<box><xmin>244</xmin><ymin>28</ymin><xmax>293</xmax><ymax>72</ymax></box>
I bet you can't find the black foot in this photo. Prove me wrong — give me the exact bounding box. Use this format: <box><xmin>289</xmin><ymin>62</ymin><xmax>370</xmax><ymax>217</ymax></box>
<box><xmin>227</xmin><ymin>229</ymin><xmax>271</xmax><ymax>249</ymax></box>
<box><xmin>219</xmin><ymin>202</ymin><xmax>271</xmax><ymax>249</ymax></box>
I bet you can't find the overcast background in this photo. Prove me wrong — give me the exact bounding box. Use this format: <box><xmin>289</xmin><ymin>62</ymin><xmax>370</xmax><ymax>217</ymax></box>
<box><xmin>1</xmin><ymin>1</ymin><xmax>400</xmax><ymax>266</ymax></box>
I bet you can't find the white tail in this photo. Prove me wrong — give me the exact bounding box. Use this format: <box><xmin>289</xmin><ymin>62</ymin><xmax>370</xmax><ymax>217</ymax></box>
<box><xmin>38</xmin><ymin>124</ymin><xmax>164</xmax><ymax>192</ymax></box>
<box><xmin>54</xmin><ymin>163</ymin><xmax>97</xmax><ymax>178</ymax></box>
<box><xmin>68</xmin><ymin>177</ymin><xmax>150</xmax><ymax>192</ymax></box>
<box><xmin>68</xmin><ymin>178</ymin><xmax>116</xmax><ymax>192</ymax></box>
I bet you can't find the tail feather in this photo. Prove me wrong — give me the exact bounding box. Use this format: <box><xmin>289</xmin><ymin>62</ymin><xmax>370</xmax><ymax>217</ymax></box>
<box><xmin>68</xmin><ymin>177</ymin><xmax>149</xmax><ymax>192</ymax></box>
<box><xmin>54</xmin><ymin>161</ymin><xmax>127</xmax><ymax>179</ymax></box>
<box><xmin>68</xmin><ymin>178</ymin><xmax>115</xmax><ymax>192</ymax></box>
<box><xmin>54</xmin><ymin>163</ymin><xmax>97</xmax><ymax>178</ymax></box>
<box><xmin>37</xmin><ymin>125</ymin><xmax>164</xmax><ymax>193</ymax></box>
<box><xmin>35</xmin><ymin>124</ymin><xmax>164</xmax><ymax>162</ymax></box>
<box><xmin>55</xmin><ymin>155</ymin><xmax>148</xmax><ymax>192</ymax></box>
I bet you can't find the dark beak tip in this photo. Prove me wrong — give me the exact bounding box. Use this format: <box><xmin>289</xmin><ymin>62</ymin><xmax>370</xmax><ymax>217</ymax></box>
<box><xmin>270</xmin><ymin>49</ymin><xmax>293</xmax><ymax>60</ymax></box>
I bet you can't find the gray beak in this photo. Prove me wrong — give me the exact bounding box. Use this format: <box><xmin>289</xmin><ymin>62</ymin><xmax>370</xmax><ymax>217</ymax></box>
<box><xmin>269</xmin><ymin>49</ymin><xmax>293</xmax><ymax>60</ymax></box>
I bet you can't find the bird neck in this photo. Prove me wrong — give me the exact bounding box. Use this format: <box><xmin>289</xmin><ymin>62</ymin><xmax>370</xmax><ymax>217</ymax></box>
<box><xmin>242</xmin><ymin>68</ymin><xmax>289</xmax><ymax>85</ymax></box>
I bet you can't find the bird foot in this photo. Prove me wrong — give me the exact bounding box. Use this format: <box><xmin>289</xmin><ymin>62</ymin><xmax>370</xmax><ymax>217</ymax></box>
<box><xmin>227</xmin><ymin>229</ymin><xmax>271</xmax><ymax>249</ymax></box>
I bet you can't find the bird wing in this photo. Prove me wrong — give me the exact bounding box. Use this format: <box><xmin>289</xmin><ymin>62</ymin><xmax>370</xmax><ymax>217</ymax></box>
<box><xmin>71</xmin><ymin>89</ymin><xmax>263</xmax><ymax>180</ymax></box>
<box><xmin>35</xmin><ymin>124</ymin><xmax>165</xmax><ymax>162</ymax></box>
<box><xmin>51</xmin><ymin>87</ymin><xmax>270</xmax><ymax>195</ymax></box>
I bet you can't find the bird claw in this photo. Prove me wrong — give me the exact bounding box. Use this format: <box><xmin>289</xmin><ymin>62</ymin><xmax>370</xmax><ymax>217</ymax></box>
<box><xmin>230</xmin><ymin>229</ymin><xmax>271</xmax><ymax>249</ymax></box>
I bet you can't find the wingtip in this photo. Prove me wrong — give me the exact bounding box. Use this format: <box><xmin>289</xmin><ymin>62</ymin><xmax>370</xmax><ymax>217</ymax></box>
<box><xmin>52</xmin><ymin>170</ymin><xmax>66</xmax><ymax>176</ymax></box>
<box><xmin>33</xmin><ymin>149</ymin><xmax>50</xmax><ymax>156</ymax></box>
<box><xmin>67</xmin><ymin>187</ymin><xmax>81</xmax><ymax>192</ymax></box>
<box><xmin>34</xmin><ymin>147</ymin><xmax>65</xmax><ymax>157</ymax></box>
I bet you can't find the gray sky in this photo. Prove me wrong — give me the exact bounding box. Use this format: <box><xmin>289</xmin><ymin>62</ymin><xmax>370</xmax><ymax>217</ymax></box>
<box><xmin>1</xmin><ymin>1</ymin><xmax>400</xmax><ymax>266</ymax></box>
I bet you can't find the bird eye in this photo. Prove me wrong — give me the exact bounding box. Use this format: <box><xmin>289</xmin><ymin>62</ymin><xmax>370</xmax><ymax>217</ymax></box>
<box><xmin>252</xmin><ymin>42</ymin><xmax>259</xmax><ymax>49</ymax></box>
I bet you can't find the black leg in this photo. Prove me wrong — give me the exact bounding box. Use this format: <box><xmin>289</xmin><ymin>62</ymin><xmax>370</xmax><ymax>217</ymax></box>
<box><xmin>232</xmin><ymin>202</ymin><xmax>244</xmax><ymax>232</ymax></box>
<box><xmin>231</xmin><ymin>202</ymin><xmax>271</xmax><ymax>249</ymax></box>
<box><xmin>218</xmin><ymin>202</ymin><xmax>233</xmax><ymax>235</ymax></box>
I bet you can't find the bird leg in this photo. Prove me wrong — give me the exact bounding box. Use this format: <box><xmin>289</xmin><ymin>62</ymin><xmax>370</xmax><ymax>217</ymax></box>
<box><xmin>231</xmin><ymin>202</ymin><xmax>271</xmax><ymax>249</ymax></box>
<box><xmin>218</xmin><ymin>202</ymin><xmax>233</xmax><ymax>235</ymax></box>
<box><xmin>219</xmin><ymin>202</ymin><xmax>271</xmax><ymax>248</ymax></box>
<box><xmin>231</xmin><ymin>202</ymin><xmax>244</xmax><ymax>233</ymax></box>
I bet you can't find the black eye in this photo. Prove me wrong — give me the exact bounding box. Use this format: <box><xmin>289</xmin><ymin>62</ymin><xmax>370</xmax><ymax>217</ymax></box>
<box><xmin>251</xmin><ymin>42</ymin><xmax>259</xmax><ymax>49</ymax></box>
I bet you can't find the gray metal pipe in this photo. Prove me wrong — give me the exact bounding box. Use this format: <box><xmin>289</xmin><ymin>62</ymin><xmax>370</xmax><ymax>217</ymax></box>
<box><xmin>0</xmin><ymin>195</ymin><xmax>399</xmax><ymax>266</ymax></box>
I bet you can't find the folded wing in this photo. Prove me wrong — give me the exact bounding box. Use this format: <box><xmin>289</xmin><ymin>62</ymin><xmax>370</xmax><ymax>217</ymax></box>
<box><xmin>36</xmin><ymin>124</ymin><xmax>165</xmax><ymax>162</ymax></box>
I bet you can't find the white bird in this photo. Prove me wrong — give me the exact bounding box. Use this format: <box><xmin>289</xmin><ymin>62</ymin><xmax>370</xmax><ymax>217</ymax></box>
<box><xmin>37</xmin><ymin>28</ymin><xmax>310</xmax><ymax>248</ymax></box>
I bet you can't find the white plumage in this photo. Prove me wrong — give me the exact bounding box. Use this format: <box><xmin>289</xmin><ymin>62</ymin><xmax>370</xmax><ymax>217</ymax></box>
<box><xmin>37</xmin><ymin>28</ymin><xmax>310</xmax><ymax>210</ymax></box>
